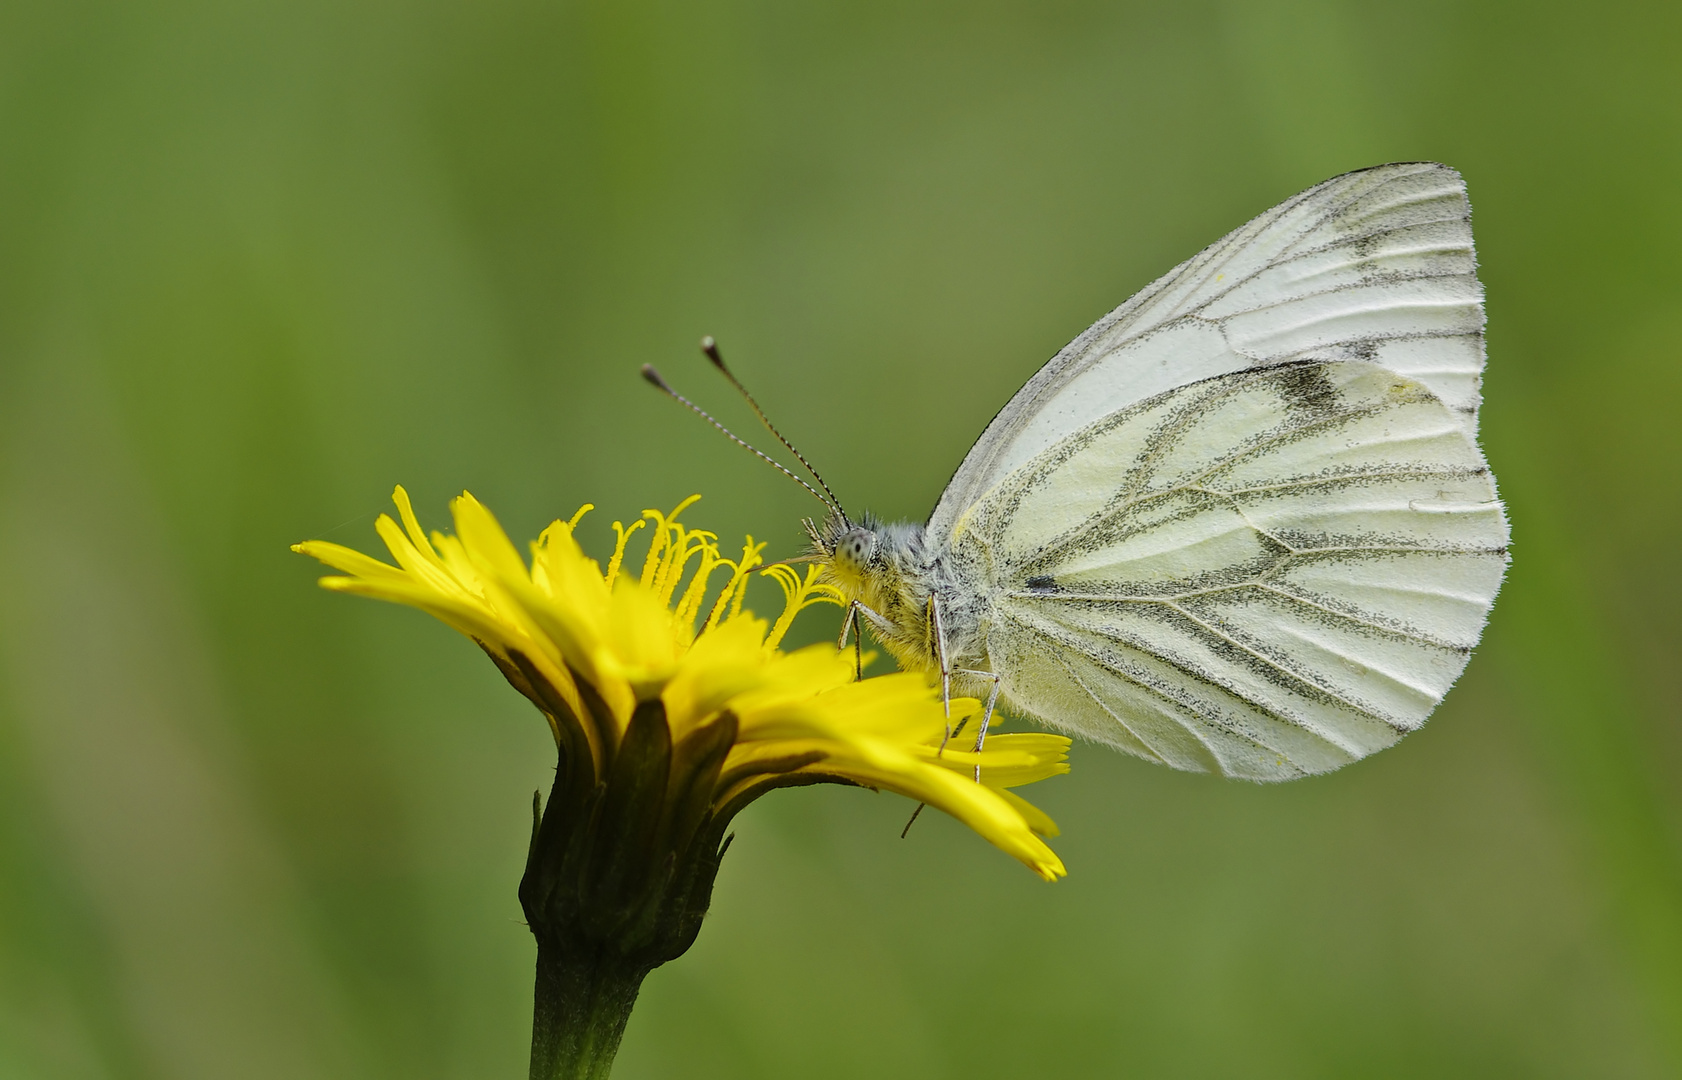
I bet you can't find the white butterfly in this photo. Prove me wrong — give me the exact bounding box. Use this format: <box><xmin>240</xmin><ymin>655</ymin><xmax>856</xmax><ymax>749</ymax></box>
<box><xmin>811</xmin><ymin>162</ymin><xmax>1510</xmax><ymax>782</ymax></box>
<box><xmin>648</xmin><ymin>161</ymin><xmax>1509</xmax><ymax>781</ymax></box>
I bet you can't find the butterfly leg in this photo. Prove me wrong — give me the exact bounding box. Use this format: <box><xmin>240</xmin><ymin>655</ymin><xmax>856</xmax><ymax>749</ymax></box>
<box><xmin>929</xmin><ymin>594</ymin><xmax>1001</xmax><ymax>780</ymax></box>
<box><xmin>901</xmin><ymin>666</ymin><xmax>994</xmax><ymax>835</ymax></box>
<box><xmin>926</xmin><ymin>597</ymin><xmax>988</xmax><ymax>758</ymax></box>
<box><xmin>950</xmin><ymin>667</ymin><xmax>1002</xmax><ymax>782</ymax></box>
<box><xmin>903</xmin><ymin>596</ymin><xmax>957</xmax><ymax>838</ymax></box>
<box><xmin>837</xmin><ymin>601</ymin><xmax>863</xmax><ymax>681</ymax></box>
<box><xmin>845</xmin><ymin>599</ymin><xmax>899</xmax><ymax>684</ymax></box>
<box><xmin>928</xmin><ymin>595</ymin><xmax>953</xmax><ymax>725</ymax></box>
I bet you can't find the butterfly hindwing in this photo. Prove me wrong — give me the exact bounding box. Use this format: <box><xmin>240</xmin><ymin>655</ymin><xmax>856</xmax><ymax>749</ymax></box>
<box><xmin>953</xmin><ymin>361</ymin><xmax>1508</xmax><ymax>780</ymax></box>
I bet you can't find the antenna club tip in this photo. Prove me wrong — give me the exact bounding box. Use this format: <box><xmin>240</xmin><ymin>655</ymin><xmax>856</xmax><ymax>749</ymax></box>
<box><xmin>699</xmin><ymin>335</ymin><xmax>725</xmax><ymax>368</ymax></box>
<box><xmin>640</xmin><ymin>364</ymin><xmax>673</xmax><ymax>391</ymax></box>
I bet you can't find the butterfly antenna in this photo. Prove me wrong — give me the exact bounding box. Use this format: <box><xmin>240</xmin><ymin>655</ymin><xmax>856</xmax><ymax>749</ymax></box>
<box><xmin>701</xmin><ymin>336</ymin><xmax>849</xmax><ymax>525</ymax></box>
<box><xmin>641</xmin><ymin>364</ymin><xmax>841</xmax><ymax>517</ymax></box>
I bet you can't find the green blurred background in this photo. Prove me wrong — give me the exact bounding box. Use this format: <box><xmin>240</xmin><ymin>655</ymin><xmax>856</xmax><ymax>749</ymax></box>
<box><xmin>1</xmin><ymin>0</ymin><xmax>1678</xmax><ymax>1076</ymax></box>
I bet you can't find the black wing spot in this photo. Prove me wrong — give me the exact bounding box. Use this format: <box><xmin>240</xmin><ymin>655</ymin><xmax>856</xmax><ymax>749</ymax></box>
<box><xmin>1025</xmin><ymin>574</ymin><xmax>1057</xmax><ymax>592</ymax></box>
<box><xmin>1276</xmin><ymin>364</ymin><xmax>1339</xmax><ymax>414</ymax></box>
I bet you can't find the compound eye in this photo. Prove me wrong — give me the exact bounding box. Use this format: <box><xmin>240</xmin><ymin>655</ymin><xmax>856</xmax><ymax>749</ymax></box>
<box><xmin>839</xmin><ymin>531</ymin><xmax>873</xmax><ymax>564</ymax></box>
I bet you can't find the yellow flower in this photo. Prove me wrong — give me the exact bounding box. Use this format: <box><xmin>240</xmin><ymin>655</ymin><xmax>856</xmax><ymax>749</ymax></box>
<box><xmin>297</xmin><ymin>488</ymin><xmax>1070</xmax><ymax>1077</ymax></box>
<box><xmin>293</xmin><ymin>488</ymin><xmax>1068</xmax><ymax>880</ymax></box>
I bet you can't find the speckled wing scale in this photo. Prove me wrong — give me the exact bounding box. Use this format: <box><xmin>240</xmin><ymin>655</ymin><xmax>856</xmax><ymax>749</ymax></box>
<box><xmin>932</xmin><ymin>163</ymin><xmax>1509</xmax><ymax>781</ymax></box>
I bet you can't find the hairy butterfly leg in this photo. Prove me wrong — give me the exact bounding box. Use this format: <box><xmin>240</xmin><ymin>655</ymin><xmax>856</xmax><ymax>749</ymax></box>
<box><xmin>927</xmin><ymin>594</ymin><xmax>1004</xmax><ymax>780</ymax></box>
<box><xmin>837</xmin><ymin>601</ymin><xmax>864</xmax><ymax>681</ymax></box>
<box><xmin>951</xmin><ymin>668</ymin><xmax>1003</xmax><ymax>782</ymax></box>
<box><xmin>902</xmin><ymin>596</ymin><xmax>956</xmax><ymax>837</ymax></box>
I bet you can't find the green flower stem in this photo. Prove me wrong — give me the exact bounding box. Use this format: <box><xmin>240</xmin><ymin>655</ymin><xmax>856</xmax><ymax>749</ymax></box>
<box><xmin>528</xmin><ymin>942</ymin><xmax>648</xmax><ymax>1080</ymax></box>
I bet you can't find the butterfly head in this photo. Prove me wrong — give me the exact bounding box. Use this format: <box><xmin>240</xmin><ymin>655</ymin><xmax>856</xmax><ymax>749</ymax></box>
<box><xmin>807</xmin><ymin>511</ymin><xmax>884</xmax><ymax>595</ymax></box>
<box><xmin>810</xmin><ymin>510</ymin><xmax>941</xmax><ymax>673</ymax></box>
<box><xmin>831</xmin><ymin>525</ymin><xmax>879</xmax><ymax>575</ymax></box>
<box><xmin>812</xmin><ymin>510</ymin><xmax>931</xmax><ymax>607</ymax></box>
<box><xmin>809</xmin><ymin>510</ymin><xmax>873</xmax><ymax>568</ymax></box>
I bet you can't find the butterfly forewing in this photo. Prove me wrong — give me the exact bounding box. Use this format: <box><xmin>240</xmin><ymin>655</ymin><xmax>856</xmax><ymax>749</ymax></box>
<box><xmin>952</xmin><ymin>361</ymin><xmax>1508</xmax><ymax>781</ymax></box>
<box><xmin>928</xmin><ymin>162</ymin><xmax>1486</xmax><ymax>543</ymax></box>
